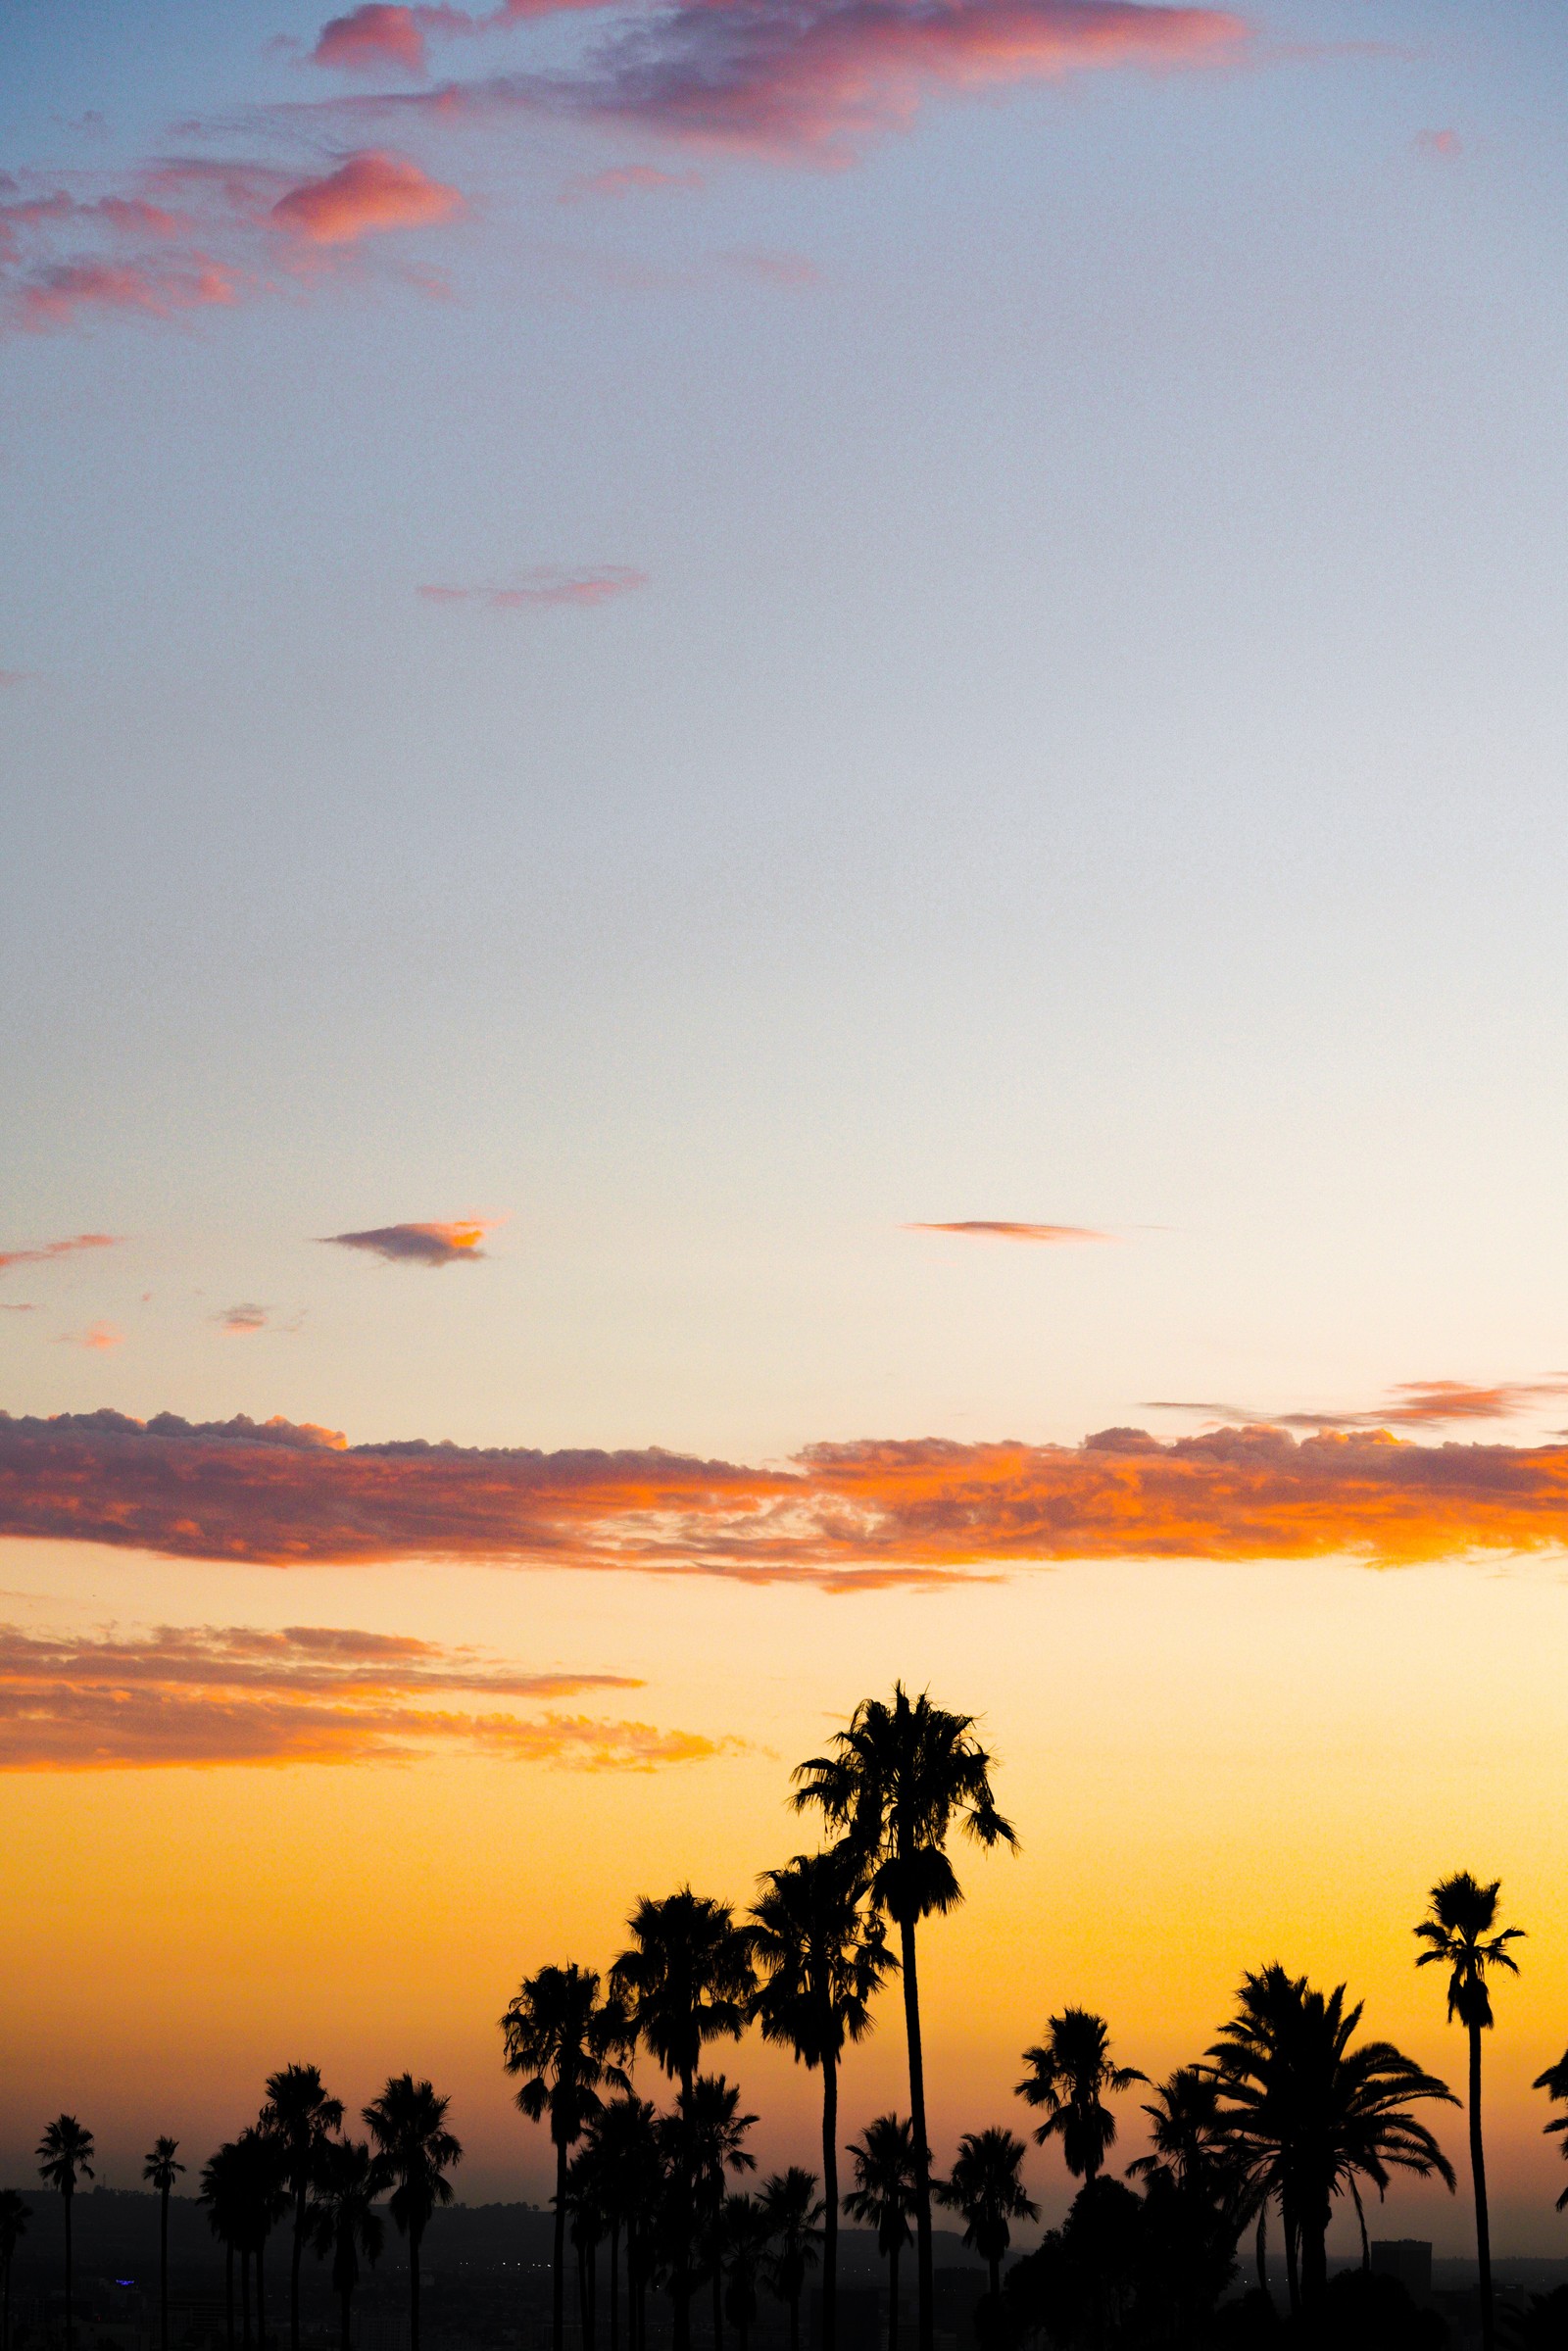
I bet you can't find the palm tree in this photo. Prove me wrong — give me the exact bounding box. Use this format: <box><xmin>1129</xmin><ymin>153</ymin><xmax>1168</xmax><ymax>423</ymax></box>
<box><xmin>0</xmin><ymin>2190</ymin><xmax>30</xmax><ymax>2351</ymax></box>
<box><xmin>1126</xmin><ymin>2072</ymin><xmax>1254</xmax><ymax>2340</ymax></box>
<box><xmin>363</xmin><ymin>2075</ymin><xmax>463</xmax><ymax>2351</ymax></box>
<box><xmin>199</xmin><ymin>2140</ymin><xmax>247</xmax><ymax>2351</ymax></box>
<box><xmin>760</xmin><ymin>2169</ymin><xmax>824</xmax><ymax>2351</ymax></box>
<box><xmin>36</xmin><ymin>2116</ymin><xmax>94</xmax><ymax>2351</ymax></box>
<box><xmin>1016</xmin><ymin>2011</ymin><xmax>1146</xmax><ymax>2186</ymax></box>
<box><xmin>264</xmin><ymin>2068</ymin><xmax>345</xmax><ymax>2351</ymax></box>
<box><xmin>565</xmin><ymin>2145</ymin><xmax>608</xmax><ymax>2351</ymax></box>
<box><xmin>794</xmin><ymin>1685</ymin><xmax>1016</xmax><ymax>2351</ymax></box>
<box><xmin>843</xmin><ymin>2116</ymin><xmax>918</xmax><ymax>2351</ymax></box>
<box><xmin>143</xmin><ymin>2137</ymin><xmax>186</xmax><ymax>2351</ymax></box>
<box><xmin>1210</xmin><ymin>1964</ymin><xmax>1456</xmax><ymax>2321</ymax></box>
<box><xmin>235</xmin><ymin>2124</ymin><xmax>290</xmax><ymax>2351</ymax></box>
<box><xmin>308</xmin><ymin>2139</ymin><xmax>388</xmax><ymax>2351</ymax></box>
<box><xmin>502</xmin><ymin>1965</ymin><xmax>631</xmax><ymax>2351</ymax></box>
<box><xmin>750</xmin><ymin>1850</ymin><xmax>890</xmax><ymax>2351</ymax></box>
<box><xmin>612</xmin><ymin>1890</ymin><xmax>756</xmax><ymax>2351</ymax></box>
<box><xmin>719</xmin><ymin>2195</ymin><xmax>774</xmax><ymax>2351</ymax></box>
<box><xmin>935</xmin><ymin>2131</ymin><xmax>1037</xmax><ymax>2304</ymax></box>
<box><xmin>582</xmin><ymin>2094</ymin><xmax>659</xmax><ymax>2351</ymax></box>
<box><xmin>680</xmin><ymin>2076</ymin><xmax>757</xmax><ymax>2351</ymax></box>
<box><xmin>1416</xmin><ymin>1874</ymin><xmax>1523</xmax><ymax>2351</ymax></box>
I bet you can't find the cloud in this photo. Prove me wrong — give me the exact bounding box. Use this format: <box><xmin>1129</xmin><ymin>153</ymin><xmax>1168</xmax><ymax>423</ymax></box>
<box><xmin>270</xmin><ymin>151</ymin><xmax>464</xmax><ymax>243</ymax></box>
<box><xmin>313</xmin><ymin>4</ymin><xmax>447</xmax><ymax>74</ymax></box>
<box><xmin>59</xmin><ymin>1322</ymin><xmax>123</xmax><ymax>1352</ymax></box>
<box><xmin>321</xmin><ymin>1217</ymin><xmax>500</xmax><ymax>1264</ymax></box>
<box><xmin>719</xmin><ymin>248</ymin><xmax>819</xmax><ymax>285</ymax></box>
<box><xmin>0</xmin><ymin>1620</ymin><xmax>733</xmax><ymax>1770</ymax></box>
<box><xmin>218</xmin><ymin>1303</ymin><xmax>270</xmax><ymax>1334</ymax></box>
<box><xmin>418</xmin><ymin>567</ymin><xmax>649</xmax><ymax>609</ymax></box>
<box><xmin>0</xmin><ymin>1234</ymin><xmax>119</xmax><ymax>1276</ymax></box>
<box><xmin>0</xmin><ymin>669</ymin><xmax>35</xmax><ymax>688</ymax></box>
<box><xmin>12</xmin><ymin>257</ymin><xmax>239</xmax><ymax>330</ymax></box>
<box><xmin>1148</xmin><ymin>1378</ymin><xmax>1568</xmax><ymax>1430</ymax></box>
<box><xmin>906</xmin><ymin>1220</ymin><xmax>1114</xmax><ymax>1243</ymax></box>
<box><xmin>561</xmin><ymin>164</ymin><xmax>707</xmax><ymax>199</ymax></box>
<box><xmin>1415</xmin><ymin>126</ymin><xmax>1460</xmax><ymax>158</ymax></box>
<box><xmin>8</xmin><ymin>1408</ymin><xmax>1568</xmax><ymax>1584</ymax></box>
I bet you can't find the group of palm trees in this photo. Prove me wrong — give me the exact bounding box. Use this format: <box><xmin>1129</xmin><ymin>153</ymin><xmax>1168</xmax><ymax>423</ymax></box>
<box><xmin>10</xmin><ymin>1687</ymin><xmax>1568</xmax><ymax>2351</ymax></box>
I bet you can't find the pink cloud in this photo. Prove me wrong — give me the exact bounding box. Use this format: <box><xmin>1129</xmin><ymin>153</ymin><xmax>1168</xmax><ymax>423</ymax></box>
<box><xmin>218</xmin><ymin>1303</ymin><xmax>270</xmax><ymax>1334</ymax></box>
<box><xmin>313</xmin><ymin>4</ymin><xmax>443</xmax><ymax>74</ymax></box>
<box><xmin>321</xmin><ymin>1217</ymin><xmax>500</xmax><ymax>1264</ymax></box>
<box><xmin>906</xmin><ymin>1220</ymin><xmax>1114</xmax><ymax>1243</ymax></box>
<box><xmin>561</xmin><ymin>164</ymin><xmax>707</xmax><ymax>200</ymax></box>
<box><xmin>1415</xmin><ymin>126</ymin><xmax>1460</xmax><ymax>158</ymax></box>
<box><xmin>418</xmin><ymin>566</ymin><xmax>649</xmax><ymax>609</ymax></box>
<box><xmin>13</xmin><ymin>256</ymin><xmax>238</xmax><ymax>331</ymax></box>
<box><xmin>270</xmin><ymin>151</ymin><xmax>464</xmax><ymax>243</ymax></box>
<box><xmin>60</xmin><ymin>1322</ymin><xmax>123</xmax><ymax>1352</ymax></box>
<box><xmin>720</xmin><ymin>248</ymin><xmax>819</xmax><ymax>284</ymax></box>
<box><xmin>0</xmin><ymin>1234</ymin><xmax>119</xmax><ymax>1276</ymax></box>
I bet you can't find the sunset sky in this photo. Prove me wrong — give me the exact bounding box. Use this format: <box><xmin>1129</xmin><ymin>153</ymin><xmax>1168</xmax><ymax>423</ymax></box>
<box><xmin>5</xmin><ymin>0</ymin><xmax>1568</xmax><ymax>2263</ymax></box>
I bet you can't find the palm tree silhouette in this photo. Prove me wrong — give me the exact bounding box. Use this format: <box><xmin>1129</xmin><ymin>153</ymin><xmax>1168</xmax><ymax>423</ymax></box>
<box><xmin>935</xmin><ymin>2131</ymin><xmax>1037</xmax><ymax>2304</ymax></box>
<box><xmin>1016</xmin><ymin>2011</ymin><xmax>1145</xmax><ymax>2186</ymax></box>
<box><xmin>565</xmin><ymin>2144</ymin><xmax>608</xmax><ymax>2351</ymax></box>
<box><xmin>750</xmin><ymin>1850</ymin><xmax>889</xmax><ymax>2351</ymax></box>
<box><xmin>1210</xmin><ymin>1964</ymin><xmax>1456</xmax><ymax>2321</ymax></box>
<box><xmin>363</xmin><ymin>2076</ymin><xmax>463</xmax><ymax>2351</ymax></box>
<box><xmin>308</xmin><ymin>2139</ymin><xmax>388</xmax><ymax>2351</ymax></box>
<box><xmin>581</xmin><ymin>2094</ymin><xmax>659</xmax><ymax>2351</ymax></box>
<box><xmin>264</xmin><ymin>2068</ymin><xmax>344</xmax><ymax>2351</ymax></box>
<box><xmin>1127</xmin><ymin>2071</ymin><xmax>1256</xmax><ymax>2338</ymax></box>
<box><xmin>843</xmin><ymin>2116</ymin><xmax>918</xmax><ymax>2351</ymax></box>
<box><xmin>1416</xmin><ymin>1873</ymin><xmax>1523</xmax><ymax>2351</ymax></box>
<box><xmin>199</xmin><ymin>2141</ymin><xmax>247</xmax><ymax>2351</ymax></box>
<box><xmin>679</xmin><ymin>2076</ymin><xmax>757</xmax><ymax>2351</ymax></box>
<box><xmin>758</xmin><ymin>2170</ymin><xmax>822</xmax><ymax>2351</ymax></box>
<box><xmin>0</xmin><ymin>2189</ymin><xmax>30</xmax><ymax>2351</ymax></box>
<box><xmin>612</xmin><ymin>1889</ymin><xmax>756</xmax><ymax>2351</ymax></box>
<box><xmin>142</xmin><ymin>2137</ymin><xmax>185</xmax><ymax>2351</ymax></box>
<box><xmin>795</xmin><ymin>1686</ymin><xmax>1016</xmax><ymax>2351</ymax></box>
<box><xmin>502</xmin><ymin>1965</ymin><xmax>631</xmax><ymax>2351</ymax></box>
<box><xmin>235</xmin><ymin>2124</ymin><xmax>289</xmax><ymax>2350</ymax></box>
<box><xmin>36</xmin><ymin>2116</ymin><xmax>94</xmax><ymax>2351</ymax></box>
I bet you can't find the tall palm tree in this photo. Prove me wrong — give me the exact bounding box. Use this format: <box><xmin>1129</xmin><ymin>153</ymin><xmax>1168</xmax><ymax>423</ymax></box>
<box><xmin>1016</xmin><ymin>2011</ymin><xmax>1146</xmax><ymax>2186</ymax></box>
<box><xmin>502</xmin><ymin>1965</ymin><xmax>631</xmax><ymax>2351</ymax></box>
<box><xmin>1210</xmin><ymin>1964</ymin><xmax>1456</xmax><ymax>2321</ymax></box>
<box><xmin>565</xmin><ymin>2145</ymin><xmax>608</xmax><ymax>2351</ymax></box>
<box><xmin>308</xmin><ymin>2138</ymin><xmax>388</xmax><ymax>2351</ymax></box>
<box><xmin>363</xmin><ymin>2075</ymin><xmax>463</xmax><ymax>2351</ymax></box>
<box><xmin>1532</xmin><ymin>2046</ymin><xmax>1568</xmax><ymax>2215</ymax></box>
<box><xmin>719</xmin><ymin>2195</ymin><xmax>775</xmax><ymax>2351</ymax></box>
<box><xmin>612</xmin><ymin>1890</ymin><xmax>756</xmax><ymax>2351</ymax></box>
<box><xmin>36</xmin><ymin>2116</ymin><xmax>94</xmax><ymax>2351</ymax></box>
<box><xmin>843</xmin><ymin>2116</ymin><xmax>918</xmax><ymax>2351</ymax></box>
<box><xmin>1126</xmin><ymin>2072</ymin><xmax>1253</xmax><ymax>2341</ymax></box>
<box><xmin>935</xmin><ymin>2131</ymin><xmax>1037</xmax><ymax>2304</ymax></box>
<box><xmin>795</xmin><ymin>1686</ymin><xmax>1016</xmax><ymax>2351</ymax></box>
<box><xmin>1416</xmin><ymin>1874</ymin><xmax>1523</xmax><ymax>2351</ymax></box>
<box><xmin>759</xmin><ymin>2170</ymin><xmax>823</xmax><ymax>2351</ymax></box>
<box><xmin>582</xmin><ymin>2094</ymin><xmax>659</xmax><ymax>2351</ymax></box>
<box><xmin>199</xmin><ymin>2140</ymin><xmax>247</xmax><ymax>2351</ymax></box>
<box><xmin>235</xmin><ymin>2125</ymin><xmax>290</xmax><ymax>2351</ymax></box>
<box><xmin>143</xmin><ymin>2137</ymin><xmax>186</xmax><ymax>2351</ymax></box>
<box><xmin>750</xmin><ymin>1850</ymin><xmax>890</xmax><ymax>2351</ymax></box>
<box><xmin>0</xmin><ymin>2190</ymin><xmax>30</xmax><ymax>2351</ymax></box>
<box><xmin>264</xmin><ymin>2067</ymin><xmax>345</xmax><ymax>2351</ymax></box>
<box><xmin>679</xmin><ymin>2076</ymin><xmax>757</xmax><ymax>2351</ymax></box>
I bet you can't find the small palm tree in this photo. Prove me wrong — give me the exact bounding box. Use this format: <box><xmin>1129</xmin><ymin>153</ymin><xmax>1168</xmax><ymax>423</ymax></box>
<box><xmin>581</xmin><ymin>2094</ymin><xmax>659</xmax><ymax>2351</ymax></box>
<box><xmin>935</xmin><ymin>2131</ymin><xmax>1037</xmax><ymax>2303</ymax></box>
<box><xmin>566</xmin><ymin>2145</ymin><xmax>608</xmax><ymax>2351</ymax></box>
<box><xmin>501</xmin><ymin>1965</ymin><xmax>631</xmax><ymax>2351</ymax></box>
<box><xmin>0</xmin><ymin>2189</ymin><xmax>30</xmax><ymax>2351</ymax></box>
<box><xmin>1017</xmin><ymin>2011</ymin><xmax>1146</xmax><ymax>2186</ymax></box>
<box><xmin>751</xmin><ymin>1850</ymin><xmax>890</xmax><ymax>2351</ymax></box>
<box><xmin>199</xmin><ymin>2141</ymin><xmax>247</xmax><ymax>2351</ymax></box>
<box><xmin>719</xmin><ymin>2195</ymin><xmax>775</xmax><ymax>2351</ymax></box>
<box><xmin>265</xmin><ymin>2068</ymin><xmax>345</xmax><ymax>2351</ymax></box>
<box><xmin>143</xmin><ymin>2137</ymin><xmax>186</xmax><ymax>2351</ymax></box>
<box><xmin>678</xmin><ymin>2076</ymin><xmax>757</xmax><ymax>2351</ymax></box>
<box><xmin>795</xmin><ymin>1686</ymin><xmax>1016</xmax><ymax>2351</ymax></box>
<box><xmin>843</xmin><ymin>2116</ymin><xmax>918</xmax><ymax>2351</ymax></box>
<box><xmin>36</xmin><ymin>2116</ymin><xmax>94</xmax><ymax>2351</ymax></box>
<box><xmin>308</xmin><ymin>2139</ymin><xmax>388</xmax><ymax>2351</ymax></box>
<box><xmin>612</xmin><ymin>1890</ymin><xmax>756</xmax><ymax>2351</ymax></box>
<box><xmin>759</xmin><ymin>2169</ymin><xmax>823</xmax><ymax>2351</ymax></box>
<box><xmin>1416</xmin><ymin>1874</ymin><xmax>1523</xmax><ymax>2351</ymax></box>
<box><xmin>363</xmin><ymin>2075</ymin><xmax>463</xmax><ymax>2351</ymax></box>
<box><xmin>235</xmin><ymin>2124</ymin><xmax>290</xmax><ymax>2350</ymax></box>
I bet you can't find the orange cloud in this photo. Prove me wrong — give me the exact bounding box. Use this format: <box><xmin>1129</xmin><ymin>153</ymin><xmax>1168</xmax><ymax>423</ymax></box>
<box><xmin>1149</xmin><ymin>1378</ymin><xmax>1568</xmax><ymax>1430</ymax></box>
<box><xmin>0</xmin><ymin>1234</ymin><xmax>119</xmax><ymax>1275</ymax></box>
<box><xmin>7</xmin><ymin>1410</ymin><xmax>1568</xmax><ymax>1583</ymax></box>
<box><xmin>906</xmin><ymin>1220</ymin><xmax>1114</xmax><ymax>1244</ymax></box>
<box><xmin>270</xmin><ymin>152</ymin><xmax>464</xmax><ymax>244</ymax></box>
<box><xmin>321</xmin><ymin>1217</ymin><xmax>499</xmax><ymax>1264</ymax></box>
<box><xmin>59</xmin><ymin>1322</ymin><xmax>123</xmax><ymax>1352</ymax></box>
<box><xmin>13</xmin><ymin>257</ymin><xmax>238</xmax><ymax>331</ymax></box>
<box><xmin>418</xmin><ymin>568</ymin><xmax>649</xmax><ymax>609</ymax></box>
<box><xmin>218</xmin><ymin>1303</ymin><xmax>270</xmax><ymax>1334</ymax></box>
<box><xmin>0</xmin><ymin>1621</ymin><xmax>730</xmax><ymax>1771</ymax></box>
<box><xmin>313</xmin><ymin>4</ymin><xmax>444</xmax><ymax>73</ymax></box>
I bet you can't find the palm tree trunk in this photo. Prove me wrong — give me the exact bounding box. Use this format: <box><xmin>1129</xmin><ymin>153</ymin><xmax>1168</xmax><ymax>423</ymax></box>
<box><xmin>5</xmin><ymin>2251</ymin><xmax>11</xmax><ymax>2351</ymax></box>
<box><xmin>242</xmin><ymin>2247</ymin><xmax>252</xmax><ymax>2351</ymax></box>
<box><xmin>578</xmin><ymin>2237</ymin><xmax>591</xmax><ymax>2351</ymax></box>
<box><xmin>258</xmin><ymin>2235</ymin><xmax>269</xmax><ymax>2351</ymax></box>
<box><xmin>292</xmin><ymin>2183</ymin><xmax>306</xmax><ymax>2351</ymax></box>
<box><xmin>673</xmin><ymin>2070</ymin><xmax>694</xmax><ymax>2351</ymax></box>
<box><xmin>1254</xmin><ymin>2204</ymin><xmax>1266</xmax><ymax>2297</ymax></box>
<box><xmin>987</xmin><ymin>2257</ymin><xmax>999</xmax><ymax>2308</ymax></box>
<box><xmin>1469</xmin><ymin>2019</ymin><xmax>1494</xmax><ymax>2351</ymax></box>
<box><xmin>610</xmin><ymin>2221</ymin><xmax>621</xmax><ymax>2351</ymax></box>
<box><xmin>64</xmin><ymin>2189</ymin><xmax>74</xmax><ymax>2351</ymax></box>
<box><xmin>161</xmin><ymin>2184</ymin><xmax>171</xmax><ymax>2351</ymax></box>
<box><xmin>409</xmin><ymin>2220</ymin><xmax>423</xmax><ymax>2351</ymax></box>
<box><xmin>886</xmin><ymin>2242</ymin><xmax>899</xmax><ymax>2351</ymax></box>
<box><xmin>821</xmin><ymin>2051</ymin><xmax>838</xmax><ymax>2351</ymax></box>
<box><xmin>897</xmin><ymin>1920</ymin><xmax>933</xmax><ymax>2351</ymax></box>
<box><xmin>711</xmin><ymin>2229</ymin><xmax>724</xmax><ymax>2351</ymax></box>
<box><xmin>341</xmin><ymin>2284</ymin><xmax>353</xmax><ymax>2351</ymax></box>
<box><xmin>224</xmin><ymin>2246</ymin><xmax>234</xmax><ymax>2351</ymax></box>
<box><xmin>789</xmin><ymin>2285</ymin><xmax>800</xmax><ymax>2351</ymax></box>
<box><xmin>1283</xmin><ymin>2204</ymin><xmax>1298</xmax><ymax>2322</ymax></box>
<box><xmin>554</xmin><ymin>2139</ymin><xmax>569</xmax><ymax>2351</ymax></box>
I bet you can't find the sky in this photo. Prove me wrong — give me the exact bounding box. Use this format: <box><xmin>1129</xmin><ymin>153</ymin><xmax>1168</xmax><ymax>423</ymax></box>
<box><xmin>3</xmin><ymin>0</ymin><xmax>1568</xmax><ymax>2261</ymax></box>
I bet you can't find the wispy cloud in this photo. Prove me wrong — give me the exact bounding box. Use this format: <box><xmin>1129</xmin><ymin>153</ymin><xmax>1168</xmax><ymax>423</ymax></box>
<box><xmin>58</xmin><ymin>1322</ymin><xmax>123</xmax><ymax>1352</ymax></box>
<box><xmin>8</xmin><ymin>1407</ymin><xmax>1568</xmax><ymax>1583</ymax></box>
<box><xmin>560</xmin><ymin>164</ymin><xmax>706</xmax><ymax>200</ymax></box>
<box><xmin>0</xmin><ymin>1234</ymin><xmax>119</xmax><ymax>1276</ymax></box>
<box><xmin>1146</xmin><ymin>1377</ymin><xmax>1568</xmax><ymax>1430</ymax></box>
<box><xmin>321</xmin><ymin>1217</ymin><xmax>501</xmax><ymax>1264</ymax></box>
<box><xmin>0</xmin><ymin>1620</ymin><xmax>734</xmax><ymax>1771</ymax></box>
<box><xmin>417</xmin><ymin>567</ymin><xmax>649</xmax><ymax>610</ymax></box>
<box><xmin>218</xmin><ymin>1303</ymin><xmax>270</xmax><ymax>1334</ymax></box>
<box><xmin>1415</xmin><ymin>126</ymin><xmax>1460</xmax><ymax>158</ymax></box>
<box><xmin>906</xmin><ymin>1220</ymin><xmax>1115</xmax><ymax>1244</ymax></box>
